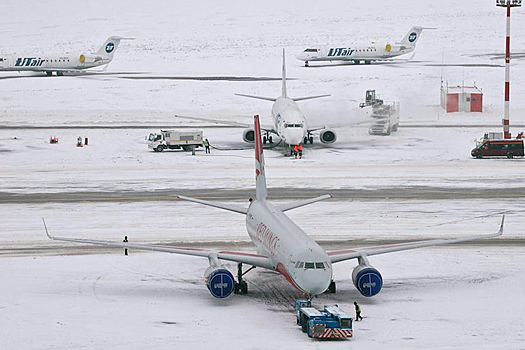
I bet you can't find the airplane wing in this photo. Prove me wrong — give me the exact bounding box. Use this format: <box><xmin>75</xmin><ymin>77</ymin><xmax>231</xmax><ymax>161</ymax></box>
<box><xmin>174</xmin><ymin>114</ymin><xmax>276</xmax><ymax>133</ymax></box>
<box><xmin>42</xmin><ymin>219</ymin><xmax>273</xmax><ymax>269</ymax></box>
<box><xmin>328</xmin><ymin>216</ymin><xmax>505</xmax><ymax>264</ymax></box>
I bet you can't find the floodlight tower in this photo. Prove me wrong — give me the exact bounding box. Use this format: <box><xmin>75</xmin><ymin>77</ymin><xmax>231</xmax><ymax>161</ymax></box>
<box><xmin>496</xmin><ymin>0</ymin><xmax>521</xmax><ymax>139</ymax></box>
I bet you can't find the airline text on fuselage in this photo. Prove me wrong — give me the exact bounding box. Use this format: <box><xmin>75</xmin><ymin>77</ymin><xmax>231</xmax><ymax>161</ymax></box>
<box><xmin>255</xmin><ymin>222</ymin><xmax>280</xmax><ymax>255</ymax></box>
<box><xmin>15</xmin><ymin>58</ymin><xmax>44</xmax><ymax>67</ymax></box>
<box><xmin>327</xmin><ymin>48</ymin><xmax>354</xmax><ymax>57</ymax></box>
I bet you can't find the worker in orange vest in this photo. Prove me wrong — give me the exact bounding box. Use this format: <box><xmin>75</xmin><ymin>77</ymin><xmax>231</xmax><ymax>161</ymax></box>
<box><xmin>297</xmin><ymin>144</ymin><xmax>303</xmax><ymax>159</ymax></box>
<box><xmin>294</xmin><ymin>144</ymin><xmax>299</xmax><ymax>158</ymax></box>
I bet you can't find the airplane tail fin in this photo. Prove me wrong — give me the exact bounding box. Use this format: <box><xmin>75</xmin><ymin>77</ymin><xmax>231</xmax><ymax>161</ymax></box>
<box><xmin>282</xmin><ymin>48</ymin><xmax>287</xmax><ymax>98</ymax></box>
<box><xmin>96</xmin><ymin>36</ymin><xmax>132</xmax><ymax>57</ymax></box>
<box><xmin>254</xmin><ymin>114</ymin><xmax>268</xmax><ymax>201</ymax></box>
<box><xmin>399</xmin><ymin>27</ymin><xmax>426</xmax><ymax>46</ymax></box>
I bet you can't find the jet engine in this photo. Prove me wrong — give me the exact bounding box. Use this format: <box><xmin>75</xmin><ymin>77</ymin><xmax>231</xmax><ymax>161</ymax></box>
<box><xmin>204</xmin><ymin>255</ymin><xmax>235</xmax><ymax>298</ymax></box>
<box><xmin>384</xmin><ymin>44</ymin><xmax>407</xmax><ymax>53</ymax></box>
<box><xmin>243</xmin><ymin>128</ymin><xmax>255</xmax><ymax>143</ymax></box>
<box><xmin>319</xmin><ymin>129</ymin><xmax>337</xmax><ymax>144</ymax></box>
<box><xmin>79</xmin><ymin>54</ymin><xmax>102</xmax><ymax>64</ymax></box>
<box><xmin>352</xmin><ymin>263</ymin><xmax>383</xmax><ymax>297</ymax></box>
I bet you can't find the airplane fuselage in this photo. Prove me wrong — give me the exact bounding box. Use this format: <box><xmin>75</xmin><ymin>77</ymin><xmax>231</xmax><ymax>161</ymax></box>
<box><xmin>0</xmin><ymin>53</ymin><xmax>109</xmax><ymax>72</ymax></box>
<box><xmin>296</xmin><ymin>42</ymin><xmax>414</xmax><ymax>64</ymax></box>
<box><xmin>271</xmin><ymin>97</ymin><xmax>308</xmax><ymax>145</ymax></box>
<box><xmin>246</xmin><ymin>199</ymin><xmax>332</xmax><ymax>296</ymax></box>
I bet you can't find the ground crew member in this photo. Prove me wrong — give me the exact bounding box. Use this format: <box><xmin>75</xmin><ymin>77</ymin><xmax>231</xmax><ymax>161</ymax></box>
<box><xmin>123</xmin><ymin>236</ymin><xmax>128</xmax><ymax>256</ymax></box>
<box><xmin>203</xmin><ymin>138</ymin><xmax>211</xmax><ymax>154</ymax></box>
<box><xmin>294</xmin><ymin>144</ymin><xmax>299</xmax><ymax>158</ymax></box>
<box><xmin>298</xmin><ymin>144</ymin><xmax>303</xmax><ymax>159</ymax></box>
<box><xmin>354</xmin><ymin>301</ymin><xmax>363</xmax><ymax>321</ymax></box>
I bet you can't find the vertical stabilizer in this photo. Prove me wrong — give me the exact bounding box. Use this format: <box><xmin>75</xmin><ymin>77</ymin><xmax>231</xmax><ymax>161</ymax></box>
<box><xmin>254</xmin><ymin>115</ymin><xmax>267</xmax><ymax>201</ymax></box>
<box><xmin>96</xmin><ymin>36</ymin><xmax>124</xmax><ymax>57</ymax></box>
<box><xmin>400</xmin><ymin>27</ymin><xmax>424</xmax><ymax>46</ymax></box>
<box><xmin>281</xmin><ymin>49</ymin><xmax>287</xmax><ymax>98</ymax></box>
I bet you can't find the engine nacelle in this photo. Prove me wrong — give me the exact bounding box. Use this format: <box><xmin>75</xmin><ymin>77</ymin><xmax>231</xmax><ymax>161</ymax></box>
<box><xmin>79</xmin><ymin>54</ymin><xmax>99</xmax><ymax>64</ymax></box>
<box><xmin>385</xmin><ymin>43</ymin><xmax>406</xmax><ymax>53</ymax></box>
<box><xmin>319</xmin><ymin>129</ymin><xmax>337</xmax><ymax>144</ymax></box>
<box><xmin>352</xmin><ymin>264</ymin><xmax>383</xmax><ymax>297</ymax></box>
<box><xmin>204</xmin><ymin>266</ymin><xmax>235</xmax><ymax>298</ymax></box>
<box><xmin>243</xmin><ymin>128</ymin><xmax>255</xmax><ymax>143</ymax></box>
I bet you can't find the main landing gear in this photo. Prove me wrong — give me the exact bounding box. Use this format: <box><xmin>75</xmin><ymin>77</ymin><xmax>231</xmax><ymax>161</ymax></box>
<box><xmin>263</xmin><ymin>132</ymin><xmax>273</xmax><ymax>144</ymax></box>
<box><xmin>234</xmin><ymin>263</ymin><xmax>255</xmax><ymax>295</ymax></box>
<box><xmin>304</xmin><ymin>61</ymin><xmax>309</xmax><ymax>67</ymax></box>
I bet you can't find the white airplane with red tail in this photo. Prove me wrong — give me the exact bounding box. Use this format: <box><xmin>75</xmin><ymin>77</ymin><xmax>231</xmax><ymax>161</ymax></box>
<box><xmin>44</xmin><ymin>115</ymin><xmax>504</xmax><ymax>299</ymax></box>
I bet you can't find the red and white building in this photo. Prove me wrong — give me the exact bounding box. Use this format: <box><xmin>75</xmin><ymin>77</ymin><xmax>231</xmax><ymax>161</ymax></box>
<box><xmin>440</xmin><ymin>84</ymin><xmax>483</xmax><ymax>113</ymax></box>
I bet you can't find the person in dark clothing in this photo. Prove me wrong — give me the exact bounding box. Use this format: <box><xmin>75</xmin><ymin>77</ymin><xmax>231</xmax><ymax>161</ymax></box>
<box><xmin>123</xmin><ymin>236</ymin><xmax>128</xmax><ymax>256</ymax></box>
<box><xmin>354</xmin><ymin>301</ymin><xmax>363</xmax><ymax>321</ymax></box>
<box><xmin>203</xmin><ymin>139</ymin><xmax>210</xmax><ymax>154</ymax></box>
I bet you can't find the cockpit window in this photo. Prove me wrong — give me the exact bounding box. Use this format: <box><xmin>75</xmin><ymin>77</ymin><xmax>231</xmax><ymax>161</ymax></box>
<box><xmin>305</xmin><ymin>262</ymin><xmax>315</xmax><ymax>269</ymax></box>
<box><xmin>304</xmin><ymin>48</ymin><xmax>319</xmax><ymax>52</ymax></box>
<box><xmin>315</xmin><ymin>262</ymin><xmax>325</xmax><ymax>269</ymax></box>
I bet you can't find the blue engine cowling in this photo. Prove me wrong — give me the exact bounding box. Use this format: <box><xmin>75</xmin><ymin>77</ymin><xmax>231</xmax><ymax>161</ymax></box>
<box><xmin>352</xmin><ymin>264</ymin><xmax>383</xmax><ymax>297</ymax></box>
<box><xmin>205</xmin><ymin>268</ymin><xmax>235</xmax><ymax>298</ymax></box>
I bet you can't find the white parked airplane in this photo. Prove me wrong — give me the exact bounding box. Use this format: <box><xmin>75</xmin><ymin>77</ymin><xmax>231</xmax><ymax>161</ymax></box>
<box><xmin>296</xmin><ymin>26</ymin><xmax>430</xmax><ymax>67</ymax></box>
<box><xmin>175</xmin><ymin>50</ymin><xmax>338</xmax><ymax>152</ymax></box>
<box><xmin>44</xmin><ymin>115</ymin><xmax>504</xmax><ymax>299</ymax></box>
<box><xmin>0</xmin><ymin>36</ymin><xmax>131</xmax><ymax>76</ymax></box>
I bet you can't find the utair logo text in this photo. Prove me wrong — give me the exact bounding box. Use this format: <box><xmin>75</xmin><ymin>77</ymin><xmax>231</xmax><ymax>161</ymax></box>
<box><xmin>105</xmin><ymin>42</ymin><xmax>115</xmax><ymax>54</ymax></box>
<box><xmin>15</xmin><ymin>58</ymin><xmax>44</xmax><ymax>67</ymax></box>
<box><xmin>408</xmin><ymin>32</ymin><xmax>417</xmax><ymax>43</ymax></box>
<box><xmin>328</xmin><ymin>48</ymin><xmax>354</xmax><ymax>57</ymax></box>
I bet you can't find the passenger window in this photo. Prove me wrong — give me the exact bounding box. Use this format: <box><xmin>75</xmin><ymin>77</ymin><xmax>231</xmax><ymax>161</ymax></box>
<box><xmin>305</xmin><ymin>262</ymin><xmax>315</xmax><ymax>269</ymax></box>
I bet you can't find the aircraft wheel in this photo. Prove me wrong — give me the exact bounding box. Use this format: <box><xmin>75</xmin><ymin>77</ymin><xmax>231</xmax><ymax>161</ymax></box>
<box><xmin>304</xmin><ymin>137</ymin><xmax>308</xmax><ymax>144</ymax></box>
<box><xmin>365</xmin><ymin>60</ymin><xmax>371</xmax><ymax>65</ymax></box>
<box><xmin>269</xmin><ymin>136</ymin><xmax>273</xmax><ymax>144</ymax></box>
<box><xmin>263</xmin><ymin>136</ymin><xmax>267</xmax><ymax>144</ymax></box>
<box><xmin>57</xmin><ymin>72</ymin><xmax>64</xmax><ymax>76</ymax></box>
<box><xmin>240</xmin><ymin>281</ymin><xmax>248</xmax><ymax>294</ymax></box>
<box><xmin>305</xmin><ymin>61</ymin><xmax>309</xmax><ymax>67</ymax></box>
<box><xmin>46</xmin><ymin>72</ymin><xmax>52</xmax><ymax>76</ymax></box>
<box><xmin>309</xmin><ymin>136</ymin><xmax>313</xmax><ymax>144</ymax></box>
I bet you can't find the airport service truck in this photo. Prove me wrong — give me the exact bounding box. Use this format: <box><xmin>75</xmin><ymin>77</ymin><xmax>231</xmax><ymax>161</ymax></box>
<box><xmin>296</xmin><ymin>300</ymin><xmax>353</xmax><ymax>339</ymax></box>
<box><xmin>148</xmin><ymin>130</ymin><xmax>203</xmax><ymax>152</ymax></box>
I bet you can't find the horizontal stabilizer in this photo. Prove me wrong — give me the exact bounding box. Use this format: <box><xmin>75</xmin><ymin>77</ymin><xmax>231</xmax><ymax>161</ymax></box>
<box><xmin>278</xmin><ymin>194</ymin><xmax>332</xmax><ymax>212</ymax></box>
<box><xmin>176</xmin><ymin>195</ymin><xmax>247</xmax><ymax>215</ymax></box>
<box><xmin>292</xmin><ymin>94</ymin><xmax>331</xmax><ymax>102</ymax></box>
<box><xmin>235</xmin><ymin>93</ymin><xmax>277</xmax><ymax>102</ymax></box>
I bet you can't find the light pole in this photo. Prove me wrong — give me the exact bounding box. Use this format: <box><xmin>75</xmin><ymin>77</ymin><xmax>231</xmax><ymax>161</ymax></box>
<box><xmin>496</xmin><ymin>0</ymin><xmax>521</xmax><ymax>139</ymax></box>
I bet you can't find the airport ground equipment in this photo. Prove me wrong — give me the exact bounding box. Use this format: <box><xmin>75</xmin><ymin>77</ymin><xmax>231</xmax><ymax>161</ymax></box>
<box><xmin>296</xmin><ymin>300</ymin><xmax>353</xmax><ymax>339</ymax></box>
<box><xmin>148</xmin><ymin>130</ymin><xmax>203</xmax><ymax>152</ymax></box>
<box><xmin>471</xmin><ymin>136</ymin><xmax>524</xmax><ymax>158</ymax></box>
<box><xmin>360</xmin><ymin>90</ymin><xmax>400</xmax><ymax>136</ymax></box>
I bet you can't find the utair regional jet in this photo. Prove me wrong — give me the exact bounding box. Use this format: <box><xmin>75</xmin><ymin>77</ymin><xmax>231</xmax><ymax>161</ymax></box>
<box><xmin>43</xmin><ymin>115</ymin><xmax>505</xmax><ymax>300</ymax></box>
<box><xmin>0</xmin><ymin>36</ymin><xmax>131</xmax><ymax>76</ymax></box>
<box><xmin>175</xmin><ymin>50</ymin><xmax>337</xmax><ymax>154</ymax></box>
<box><xmin>296</xmin><ymin>26</ymin><xmax>430</xmax><ymax>67</ymax></box>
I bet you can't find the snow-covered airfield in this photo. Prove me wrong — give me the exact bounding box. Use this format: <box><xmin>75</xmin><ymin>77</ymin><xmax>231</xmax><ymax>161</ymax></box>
<box><xmin>1</xmin><ymin>0</ymin><xmax>525</xmax><ymax>349</ymax></box>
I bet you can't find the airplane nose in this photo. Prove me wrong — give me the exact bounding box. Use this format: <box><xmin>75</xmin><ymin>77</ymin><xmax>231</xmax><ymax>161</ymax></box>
<box><xmin>295</xmin><ymin>53</ymin><xmax>307</xmax><ymax>61</ymax></box>
<box><xmin>297</xmin><ymin>270</ymin><xmax>332</xmax><ymax>295</ymax></box>
<box><xmin>284</xmin><ymin>129</ymin><xmax>306</xmax><ymax>145</ymax></box>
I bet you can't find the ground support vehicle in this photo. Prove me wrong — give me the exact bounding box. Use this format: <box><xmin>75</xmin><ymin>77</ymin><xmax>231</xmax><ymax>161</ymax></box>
<box><xmin>148</xmin><ymin>130</ymin><xmax>203</xmax><ymax>152</ymax></box>
<box><xmin>368</xmin><ymin>101</ymin><xmax>400</xmax><ymax>135</ymax></box>
<box><xmin>471</xmin><ymin>138</ymin><xmax>524</xmax><ymax>159</ymax></box>
<box><xmin>296</xmin><ymin>300</ymin><xmax>353</xmax><ymax>339</ymax></box>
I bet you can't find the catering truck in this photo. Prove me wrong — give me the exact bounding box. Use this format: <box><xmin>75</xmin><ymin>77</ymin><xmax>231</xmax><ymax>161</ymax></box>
<box><xmin>148</xmin><ymin>130</ymin><xmax>203</xmax><ymax>152</ymax></box>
